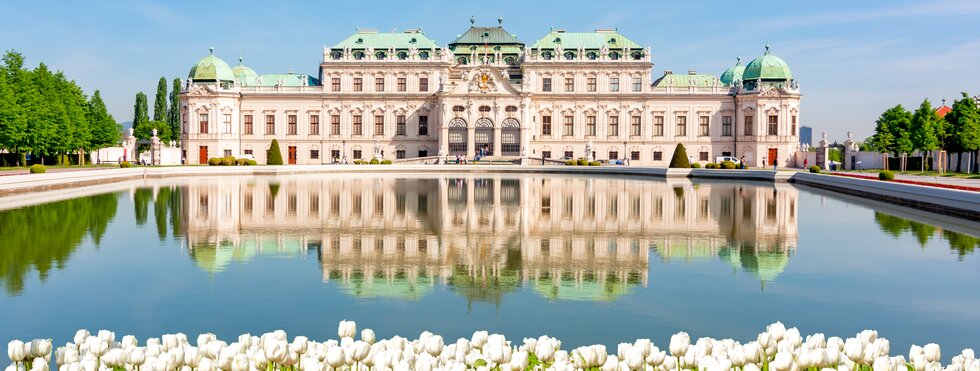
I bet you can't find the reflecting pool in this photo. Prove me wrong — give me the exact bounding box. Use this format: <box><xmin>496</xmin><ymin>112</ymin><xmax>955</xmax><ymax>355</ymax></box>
<box><xmin>0</xmin><ymin>174</ymin><xmax>977</xmax><ymax>356</ymax></box>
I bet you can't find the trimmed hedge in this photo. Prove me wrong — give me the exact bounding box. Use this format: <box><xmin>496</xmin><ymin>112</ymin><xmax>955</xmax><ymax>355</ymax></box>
<box><xmin>119</xmin><ymin>161</ymin><xmax>132</xmax><ymax>168</ymax></box>
<box><xmin>267</xmin><ymin>139</ymin><xmax>284</xmax><ymax>165</ymax></box>
<box><xmin>381</xmin><ymin>159</ymin><xmax>392</xmax><ymax>165</ymax></box>
<box><xmin>29</xmin><ymin>164</ymin><xmax>46</xmax><ymax>174</ymax></box>
<box><xmin>668</xmin><ymin>143</ymin><xmax>690</xmax><ymax>168</ymax></box>
<box><xmin>369</xmin><ymin>158</ymin><xmax>380</xmax><ymax>165</ymax></box>
<box><xmin>879</xmin><ymin>170</ymin><xmax>895</xmax><ymax>181</ymax></box>
<box><xmin>588</xmin><ymin>161</ymin><xmax>600</xmax><ymax>166</ymax></box>
<box><xmin>690</xmin><ymin>163</ymin><xmax>701</xmax><ymax>168</ymax></box>
<box><xmin>721</xmin><ymin>161</ymin><xmax>736</xmax><ymax>169</ymax></box>
<box><xmin>809</xmin><ymin>165</ymin><xmax>821</xmax><ymax>173</ymax></box>
<box><xmin>577</xmin><ymin>158</ymin><xmax>588</xmax><ymax>166</ymax></box>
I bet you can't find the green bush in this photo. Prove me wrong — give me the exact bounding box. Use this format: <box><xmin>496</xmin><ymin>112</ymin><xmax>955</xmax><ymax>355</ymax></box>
<box><xmin>29</xmin><ymin>164</ymin><xmax>46</xmax><ymax>174</ymax></box>
<box><xmin>353</xmin><ymin>160</ymin><xmax>365</xmax><ymax>165</ymax></box>
<box><xmin>381</xmin><ymin>159</ymin><xmax>392</xmax><ymax>165</ymax></box>
<box><xmin>246</xmin><ymin>159</ymin><xmax>257</xmax><ymax>166</ymax></box>
<box><xmin>267</xmin><ymin>139</ymin><xmax>284</xmax><ymax>165</ymax></box>
<box><xmin>207</xmin><ymin>157</ymin><xmax>219</xmax><ymax>166</ymax></box>
<box><xmin>809</xmin><ymin>165</ymin><xmax>821</xmax><ymax>173</ymax></box>
<box><xmin>119</xmin><ymin>161</ymin><xmax>132</xmax><ymax>168</ymax></box>
<box><xmin>577</xmin><ymin>158</ymin><xmax>588</xmax><ymax>166</ymax></box>
<box><xmin>565</xmin><ymin>160</ymin><xmax>576</xmax><ymax>166</ymax></box>
<box><xmin>236</xmin><ymin>158</ymin><xmax>248</xmax><ymax>166</ymax></box>
<box><xmin>369</xmin><ymin>158</ymin><xmax>380</xmax><ymax>165</ymax></box>
<box><xmin>705</xmin><ymin>162</ymin><xmax>717</xmax><ymax>169</ymax></box>
<box><xmin>721</xmin><ymin>161</ymin><xmax>736</xmax><ymax>169</ymax></box>
<box><xmin>668</xmin><ymin>143</ymin><xmax>690</xmax><ymax>168</ymax></box>
<box><xmin>690</xmin><ymin>163</ymin><xmax>701</xmax><ymax>168</ymax></box>
<box><xmin>588</xmin><ymin>161</ymin><xmax>600</xmax><ymax>166</ymax></box>
<box><xmin>221</xmin><ymin>157</ymin><xmax>235</xmax><ymax>166</ymax></box>
<box><xmin>879</xmin><ymin>170</ymin><xmax>895</xmax><ymax>181</ymax></box>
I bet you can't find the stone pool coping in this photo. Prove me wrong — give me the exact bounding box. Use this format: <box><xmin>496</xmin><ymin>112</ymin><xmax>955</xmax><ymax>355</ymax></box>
<box><xmin>0</xmin><ymin>165</ymin><xmax>976</xmax><ymax>220</ymax></box>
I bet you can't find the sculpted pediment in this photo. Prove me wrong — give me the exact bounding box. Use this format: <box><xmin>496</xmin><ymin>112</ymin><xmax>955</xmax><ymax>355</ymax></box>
<box><xmin>187</xmin><ymin>85</ymin><xmax>217</xmax><ymax>97</ymax></box>
<box><xmin>444</xmin><ymin>67</ymin><xmax>522</xmax><ymax>96</ymax></box>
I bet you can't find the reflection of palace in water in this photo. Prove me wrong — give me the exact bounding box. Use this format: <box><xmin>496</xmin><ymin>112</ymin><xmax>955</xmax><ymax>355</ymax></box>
<box><xmin>180</xmin><ymin>175</ymin><xmax>798</xmax><ymax>301</ymax></box>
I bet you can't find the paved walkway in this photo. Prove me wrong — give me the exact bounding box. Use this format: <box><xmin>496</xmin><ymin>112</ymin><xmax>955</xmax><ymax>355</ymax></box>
<box><xmin>830</xmin><ymin>171</ymin><xmax>980</xmax><ymax>188</ymax></box>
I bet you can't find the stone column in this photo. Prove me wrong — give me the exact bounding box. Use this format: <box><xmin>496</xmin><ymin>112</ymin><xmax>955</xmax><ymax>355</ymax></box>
<box><xmin>842</xmin><ymin>131</ymin><xmax>856</xmax><ymax>170</ymax></box>
<box><xmin>816</xmin><ymin>131</ymin><xmax>830</xmax><ymax>170</ymax></box>
<box><xmin>466</xmin><ymin>126</ymin><xmax>475</xmax><ymax>158</ymax></box>
<box><xmin>493</xmin><ymin>126</ymin><xmax>502</xmax><ymax>157</ymax></box>
<box><xmin>151</xmin><ymin>129</ymin><xmax>162</xmax><ymax>166</ymax></box>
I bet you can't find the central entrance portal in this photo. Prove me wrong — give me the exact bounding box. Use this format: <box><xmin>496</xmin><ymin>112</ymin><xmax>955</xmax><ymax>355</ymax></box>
<box><xmin>475</xmin><ymin>118</ymin><xmax>493</xmax><ymax>156</ymax></box>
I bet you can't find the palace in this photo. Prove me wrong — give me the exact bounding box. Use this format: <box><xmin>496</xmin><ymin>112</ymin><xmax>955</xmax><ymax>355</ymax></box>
<box><xmin>180</xmin><ymin>18</ymin><xmax>801</xmax><ymax>167</ymax></box>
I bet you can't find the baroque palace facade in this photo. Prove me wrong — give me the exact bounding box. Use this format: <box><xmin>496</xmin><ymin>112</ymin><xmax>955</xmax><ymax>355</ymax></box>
<box><xmin>180</xmin><ymin>18</ymin><xmax>801</xmax><ymax>166</ymax></box>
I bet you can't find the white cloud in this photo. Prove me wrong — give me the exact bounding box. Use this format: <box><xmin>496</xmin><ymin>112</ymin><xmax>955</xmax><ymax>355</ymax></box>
<box><xmin>752</xmin><ymin>0</ymin><xmax>980</xmax><ymax>29</ymax></box>
<box><xmin>129</xmin><ymin>0</ymin><xmax>188</xmax><ymax>27</ymax></box>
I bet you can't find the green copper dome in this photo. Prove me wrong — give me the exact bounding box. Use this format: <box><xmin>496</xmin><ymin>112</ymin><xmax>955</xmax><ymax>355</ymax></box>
<box><xmin>231</xmin><ymin>57</ymin><xmax>258</xmax><ymax>84</ymax></box>
<box><xmin>188</xmin><ymin>47</ymin><xmax>235</xmax><ymax>82</ymax></box>
<box><xmin>720</xmin><ymin>57</ymin><xmax>746</xmax><ymax>86</ymax></box>
<box><xmin>742</xmin><ymin>46</ymin><xmax>792</xmax><ymax>81</ymax></box>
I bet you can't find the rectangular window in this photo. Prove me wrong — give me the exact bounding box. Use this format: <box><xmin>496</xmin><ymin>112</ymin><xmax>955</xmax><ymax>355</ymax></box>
<box><xmin>182</xmin><ymin>112</ymin><xmax>188</xmax><ymax>133</ymax></box>
<box><xmin>224</xmin><ymin>149</ymin><xmax>232</xmax><ymax>157</ymax></box>
<box><xmin>791</xmin><ymin>115</ymin><xmax>797</xmax><ymax>135</ymax></box>
<box><xmin>331</xmin><ymin>115</ymin><xmax>340</xmax><ymax>135</ymax></box>
<box><xmin>653</xmin><ymin>115</ymin><xmax>664</xmax><ymax>136</ymax></box>
<box><xmin>587</xmin><ymin>77</ymin><xmax>596</xmax><ymax>92</ymax></box>
<box><xmin>676</xmin><ymin>115</ymin><xmax>687</xmax><ymax>136</ymax></box>
<box><xmin>631</xmin><ymin>151</ymin><xmax>640</xmax><ymax>161</ymax></box>
<box><xmin>722</xmin><ymin>116</ymin><xmax>732</xmax><ymax>136</ymax></box>
<box><xmin>396</xmin><ymin>150</ymin><xmax>406</xmax><ymax>159</ymax></box>
<box><xmin>396</xmin><ymin>115</ymin><xmax>406</xmax><ymax>135</ymax></box>
<box><xmin>744</xmin><ymin>115</ymin><xmax>754</xmax><ymax>135</ymax></box>
<box><xmin>768</xmin><ymin>115</ymin><xmax>778</xmax><ymax>135</ymax></box>
<box><xmin>586</xmin><ymin>115</ymin><xmax>596</xmax><ymax>136</ymax></box>
<box><xmin>331</xmin><ymin>149</ymin><xmax>340</xmax><ymax>160</ymax></box>
<box><xmin>199</xmin><ymin>114</ymin><xmax>209</xmax><ymax>134</ymax></box>
<box><xmin>288</xmin><ymin>114</ymin><xmax>297</xmax><ymax>135</ymax></box>
<box><xmin>244</xmin><ymin>149</ymin><xmax>253</xmax><ymax>156</ymax></box>
<box><xmin>699</xmin><ymin>116</ymin><xmax>709</xmax><ymax>136</ymax></box>
<box><xmin>418</xmin><ymin>115</ymin><xmax>428</xmax><ymax>136</ymax></box>
<box><xmin>630</xmin><ymin>116</ymin><xmax>641</xmax><ymax>136</ymax></box>
<box><xmin>564</xmin><ymin>77</ymin><xmax>574</xmax><ymax>92</ymax></box>
<box><xmin>397</xmin><ymin>77</ymin><xmax>406</xmax><ymax>91</ymax></box>
<box><xmin>542</xmin><ymin>115</ymin><xmax>552</xmax><ymax>136</ymax></box>
<box><xmin>353</xmin><ymin>150</ymin><xmax>362</xmax><ymax>159</ymax></box>
<box><xmin>419</xmin><ymin>77</ymin><xmax>429</xmax><ymax>92</ymax></box>
<box><xmin>609</xmin><ymin>151</ymin><xmax>618</xmax><ymax>160</ymax></box>
<box><xmin>223</xmin><ymin>114</ymin><xmax>231</xmax><ymax>134</ymax></box>
<box><xmin>563</xmin><ymin>115</ymin><xmax>574</xmax><ymax>136</ymax></box>
<box><xmin>608</xmin><ymin>116</ymin><xmax>619</xmax><ymax>136</ymax></box>
<box><xmin>542</xmin><ymin>151</ymin><xmax>551</xmax><ymax>159</ymax></box>
<box><xmin>418</xmin><ymin>149</ymin><xmax>428</xmax><ymax>157</ymax></box>
<box><xmin>700</xmin><ymin>151</ymin><xmax>709</xmax><ymax>161</ymax></box>
<box><xmin>311</xmin><ymin>150</ymin><xmax>319</xmax><ymax>159</ymax></box>
<box><xmin>632</xmin><ymin>77</ymin><xmax>642</xmax><ymax>92</ymax></box>
<box><xmin>353</xmin><ymin>78</ymin><xmax>362</xmax><ymax>91</ymax></box>
<box><xmin>375</xmin><ymin>77</ymin><xmax>384</xmax><ymax>91</ymax></box>
<box><xmin>331</xmin><ymin>78</ymin><xmax>340</xmax><ymax>91</ymax></box>
<box><xmin>353</xmin><ymin>115</ymin><xmax>362</xmax><ymax>135</ymax></box>
<box><xmin>244</xmin><ymin>114</ymin><xmax>253</xmax><ymax>134</ymax></box>
<box><xmin>542</xmin><ymin>78</ymin><xmax>552</xmax><ymax>92</ymax></box>
<box><xmin>265</xmin><ymin>114</ymin><xmax>275</xmax><ymax>135</ymax></box>
<box><xmin>653</xmin><ymin>151</ymin><xmax>663</xmax><ymax>161</ymax></box>
<box><xmin>374</xmin><ymin>115</ymin><xmax>384</xmax><ymax>136</ymax></box>
<box><xmin>310</xmin><ymin>114</ymin><xmax>320</xmax><ymax>135</ymax></box>
<box><xmin>610</xmin><ymin>77</ymin><xmax>620</xmax><ymax>92</ymax></box>
<box><xmin>563</xmin><ymin>150</ymin><xmax>573</xmax><ymax>159</ymax></box>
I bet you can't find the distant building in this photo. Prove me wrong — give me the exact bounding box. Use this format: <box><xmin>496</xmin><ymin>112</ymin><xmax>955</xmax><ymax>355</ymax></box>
<box><xmin>936</xmin><ymin>100</ymin><xmax>952</xmax><ymax>118</ymax></box>
<box><xmin>799</xmin><ymin>126</ymin><xmax>812</xmax><ymax>146</ymax></box>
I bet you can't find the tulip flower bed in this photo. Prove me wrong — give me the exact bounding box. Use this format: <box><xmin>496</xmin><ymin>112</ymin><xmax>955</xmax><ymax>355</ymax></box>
<box><xmin>6</xmin><ymin>321</ymin><xmax>978</xmax><ymax>371</ymax></box>
<box><xmin>828</xmin><ymin>172</ymin><xmax>980</xmax><ymax>192</ymax></box>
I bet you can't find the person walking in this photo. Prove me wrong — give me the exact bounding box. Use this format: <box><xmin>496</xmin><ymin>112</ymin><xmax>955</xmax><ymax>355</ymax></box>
<box><xmin>803</xmin><ymin>158</ymin><xmax>808</xmax><ymax>169</ymax></box>
<box><xmin>740</xmin><ymin>155</ymin><xmax>746</xmax><ymax>169</ymax></box>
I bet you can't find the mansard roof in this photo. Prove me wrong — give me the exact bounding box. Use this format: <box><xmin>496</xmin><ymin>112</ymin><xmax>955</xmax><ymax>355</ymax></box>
<box><xmin>332</xmin><ymin>29</ymin><xmax>439</xmax><ymax>50</ymax></box>
<box><xmin>449</xmin><ymin>18</ymin><xmax>524</xmax><ymax>47</ymax></box>
<box><xmin>530</xmin><ymin>29</ymin><xmax>642</xmax><ymax>50</ymax></box>
<box><xmin>653</xmin><ymin>70</ymin><xmax>721</xmax><ymax>88</ymax></box>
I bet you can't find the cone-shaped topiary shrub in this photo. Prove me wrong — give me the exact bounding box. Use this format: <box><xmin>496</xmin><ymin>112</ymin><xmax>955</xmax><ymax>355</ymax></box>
<box><xmin>267</xmin><ymin>139</ymin><xmax>284</xmax><ymax>165</ymax></box>
<box><xmin>668</xmin><ymin>143</ymin><xmax>690</xmax><ymax>168</ymax></box>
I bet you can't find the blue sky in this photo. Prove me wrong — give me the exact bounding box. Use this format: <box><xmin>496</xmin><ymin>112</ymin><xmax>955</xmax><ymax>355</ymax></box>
<box><xmin>3</xmin><ymin>0</ymin><xmax>978</xmax><ymax>141</ymax></box>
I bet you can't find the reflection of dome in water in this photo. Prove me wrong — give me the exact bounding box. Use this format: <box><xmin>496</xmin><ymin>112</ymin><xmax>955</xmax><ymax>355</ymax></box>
<box><xmin>334</xmin><ymin>273</ymin><xmax>435</xmax><ymax>300</ymax></box>
<box><xmin>531</xmin><ymin>277</ymin><xmax>636</xmax><ymax>301</ymax></box>
<box><xmin>190</xmin><ymin>238</ymin><xmax>308</xmax><ymax>274</ymax></box>
<box><xmin>447</xmin><ymin>266</ymin><xmax>521</xmax><ymax>305</ymax></box>
<box><xmin>718</xmin><ymin>246</ymin><xmax>790</xmax><ymax>284</ymax></box>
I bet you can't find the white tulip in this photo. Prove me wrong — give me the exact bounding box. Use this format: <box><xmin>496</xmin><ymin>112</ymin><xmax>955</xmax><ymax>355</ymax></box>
<box><xmin>29</xmin><ymin>360</ymin><xmax>47</xmax><ymax>371</ymax></box>
<box><xmin>291</xmin><ymin>337</ymin><xmax>309</xmax><ymax>355</ymax></box>
<box><xmin>924</xmin><ymin>344</ymin><xmax>941</xmax><ymax>363</ymax></box>
<box><xmin>230</xmin><ymin>354</ymin><xmax>248</xmax><ymax>371</ymax></box>
<box><xmin>423</xmin><ymin>336</ymin><xmax>443</xmax><ymax>357</ymax></box>
<box><xmin>963</xmin><ymin>349</ymin><xmax>976</xmax><ymax>361</ymax></box>
<box><xmin>470</xmin><ymin>332</ymin><xmax>488</xmax><ymax>349</ymax></box>
<box><xmin>662</xmin><ymin>355</ymin><xmax>678</xmax><ymax>371</ymax></box>
<box><xmin>600</xmin><ymin>355</ymin><xmax>619</xmax><ymax>371</ymax></box>
<box><xmin>772</xmin><ymin>351</ymin><xmax>793</xmax><ymax>371</ymax></box>
<box><xmin>351</xmin><ymin>341</ymin><xmax>371</xmax><ymax>363</ymax></box>
<box><xmin>30</xmin><ymin>340</ymin><xmax>52</xmax><ymax>359</ymax></box>
<box><xmin>669</xmin><ymin>332</ymin><xmax>690</xmax><ymax>357</ymax></box>
<box><xmin>9</xmin><ymin>340</ymin><xmax>26</xmax><ymax>363</ymax></box>
<box><xmin>845</xmin><ymin>338</ymin><xmax>865</xmax><ymax>363</ymax></box>
<box><xmin>744</xmin><ymin>363</ymin><xmax>761</xmax><ymax>371</ymax></box>
<box><xmin>130</xmin><ymin>347</ymin><xmax>146</xmax><ymax>366</ymax></box>
<box><xmin>73</xmin><ymin>331</ymin><xmax>90</xmax><ymax>347</ymax></box>
<box><xmin>510</xmin><ymin>350</ymin><xmax>529</xmax><ymax>371</ymax></box>
<box><xmin>633</xmin><ymin>339</ymin><xmax>652</xmax><ymax>358</ymax></box>
<box><xmin>337</xmin><ymin>321</ymin><xmax>357</xmax><ymax>340</ymax></box>
<box><xmin>624</xmin><ymin>347</ymin><xmax>644</xmax><ymax>370</ymax></box>
<box><xmin>768</xmin><ymin>322</ymin><xmax>787</xmax><ymax>342</ymax></box>
<box><xmin>196</xmin><ymin>334</ymin><xmax>215</xmax><ymax>348</ymax></box>
<box><xmin>360</xmin><ymin>330</ymin><xmax>375</xmax><ymax>345</ymax></box>
<box><xmin>534</xmin><ymin>339</ymin><xmax>555</xmax><ymax>363</ymax></box>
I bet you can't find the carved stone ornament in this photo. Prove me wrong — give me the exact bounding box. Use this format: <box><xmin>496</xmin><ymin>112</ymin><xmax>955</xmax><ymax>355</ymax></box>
<box><xmin>187</xmin><ymin>85</ymin><xmax>216</xmax><ymax>97</ymax></box>
<box><xmin>759</xmin><ymin>86</ymin><xmax>784</xmax><ymax>97</ymax></box>
<box><xmin>469</xmin><ymin>69</ymin><xmax>497</xmax><ymax>93</ymax></box>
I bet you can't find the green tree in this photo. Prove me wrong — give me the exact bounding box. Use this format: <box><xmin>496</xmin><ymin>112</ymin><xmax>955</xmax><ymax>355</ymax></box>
<box><xmin>132</xmin><ymin>92</ymin><xmax>150</xmax><ymax>151</ymax></box>
<box><xmin>153</xmin><ymin>77</ymin><xmax>167</xmax><ymax>122</ymax></box>
<box><xmin>29</xmin><ymin>63</ymin><xmax>61</xmax><ymax>164</ymax></box>
<box><xmin>0</xmin><ymin>71</ymin><xmax>17</xmax><ymax>166</ymax></box>
<box><xmin>267</xmin><ymin>139</ymin><xmax>284</xmax><ymax>165</ymax></box>
<box><xmin>87</xmin><ymin>90</ymin><xmax>120</xmax><ymax>149</ymax></box>
<box><xmin>668</xmin><ymin>143</ymin><xmax>690</xmax><ymax>168</ymax></box>
<box><xmin>945</xmin><ymin>93</ymin><xmax>980</xmax><ymax>172</ymax></box>
<box><xmin>910</xmin><ymin>99</ymin><xmax>941</xmax><ymax>170</ymax></box>
<box><xmin>168</xmin><ymin>78</ymin><xmax>181</xmax><ymax>145</ymax></box>
<box><xmin>870</xmin><ymin>105</ymin><xmax>913</xmax><ymax>157</ymax></box>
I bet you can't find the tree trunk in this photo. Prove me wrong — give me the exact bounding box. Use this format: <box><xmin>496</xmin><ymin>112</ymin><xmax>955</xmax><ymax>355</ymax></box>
<box><xmin>956</xmin><ymin>152</ymin><xmax>963</xmax><ymax>172</ymax></box>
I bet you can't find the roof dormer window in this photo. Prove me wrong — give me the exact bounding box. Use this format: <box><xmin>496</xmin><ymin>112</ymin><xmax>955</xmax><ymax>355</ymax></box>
<box><xmin>356</xmin><ymin>38</ymin><xmax>363</xmax><ymax>44</ymax></box>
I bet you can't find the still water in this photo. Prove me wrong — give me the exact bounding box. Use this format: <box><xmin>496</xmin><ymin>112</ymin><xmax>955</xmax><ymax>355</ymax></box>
<box><xmin>0</xmin><ymin>174</ymin><xmax>977</xmax><ymax>355</ymax></box>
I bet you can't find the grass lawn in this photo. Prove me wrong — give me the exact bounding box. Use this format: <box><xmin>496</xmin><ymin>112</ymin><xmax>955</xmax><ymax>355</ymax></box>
<box><xmin>0</xmin><ymin>164</ymin><xmax>117</xmax><ymax>171</ymax></box>
<box><xmin>841</xmin><ymin>169</ymin><xmax>980</xmax><ymax>179</ymax></box>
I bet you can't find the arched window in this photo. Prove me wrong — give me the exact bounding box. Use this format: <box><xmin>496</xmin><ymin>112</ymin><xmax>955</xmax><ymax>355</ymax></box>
<box><xmin>587</xmin><ymin>51</ymin><xmax>598</xmax><ymax>60</ymax></box>
<box><xmin>375</xmin><ymin>51</ymin><xmax>387</xmax><ymax>59</ymax></box>
<box><xmin>397</xmin><ymin>51</ymin><xmax>408</xmax><ymax>60</ymax></box>
<box><xmin>609</xmin><ymin>51</ymin><xmax>620</xmax><ymax>60</ymax></box>
<box><xmin>452</xmin><ymin>105</ymin><xmax>465</xmax><ymax>113</ymax></box>
<box><xmin>353</xmin><ymin>51</ymin><xmax>365</xmax><ymax>60</ymax></box>
<box><xmin>542</xmin><ymin>51</ymin><xmax>553</xmax><ymax>60</ymax></box>
<box><xmin>564</xmin><ymin>51</ymin><xmax>575</xmax><ymax>60</ymax></box>
<box><xmin>504</xmin><ymin>56</ymin><xmax>516</xmax><ymax>65</ymax></box>
<box><xmin>457</xmin><ymin>57</ymin><xmax>468</xmax><ymax>65</ymax></box>
<box><xmin>478</xmin><ymin>106</ymin><xmax>491</xmax><ymax>115</ymax></box>
<box><xmin>505</xmin><ymin>105</ymin><xmax>518</xmax><ymax>113</ymax></box>
<box><xmin>631</xmin><ymin>51</ymin><xmax>643</xmax><ymax>60</ymax></box>
<box><xmin>330</xmin><ymin>51</ymin><xmax>342</xmax><ymax>60</ymax></box>
<box><xmin>419</xmin><ymin>51</ymin><xmax>429</xmax><ymax>60</ymax></box>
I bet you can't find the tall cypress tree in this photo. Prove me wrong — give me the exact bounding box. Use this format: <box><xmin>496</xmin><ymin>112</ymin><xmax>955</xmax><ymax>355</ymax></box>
<box><xmin>153</xmin><ymin>77</ymin><xmax>167</xmax><ymax>122</ymax></box>
<box><xmin>133</xmin><ymin>92</ymin><xmax>150</xmax><ymax>142</ymax></box>
<box><xmin>168</xmin><ymin>77</ymin><xmax>181</xmax><ymax>144</ymax></box>
<box><xmin>87</xmin><ymin>90</ymin><xmax>120</xmax><ymax>149</ymax></box>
